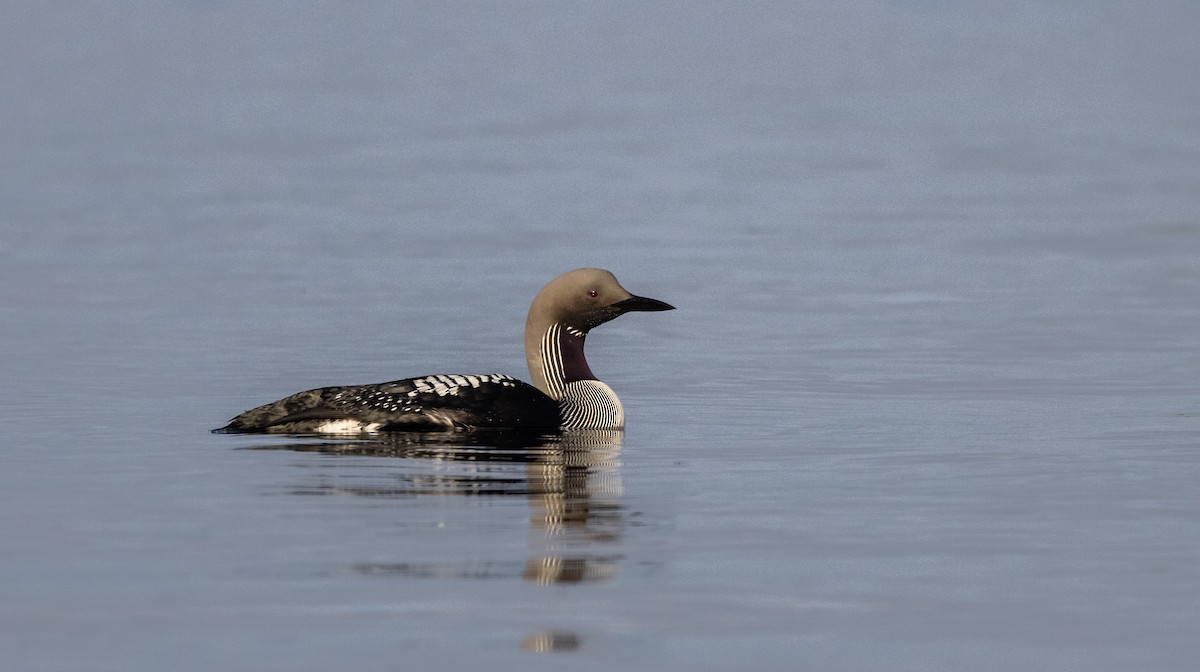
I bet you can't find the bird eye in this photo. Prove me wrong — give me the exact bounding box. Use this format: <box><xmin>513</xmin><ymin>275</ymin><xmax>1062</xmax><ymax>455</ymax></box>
<box><xmin>587</xmin><ymin>289</ymin><xmax>599</xmax><ymax>298</ymax></box>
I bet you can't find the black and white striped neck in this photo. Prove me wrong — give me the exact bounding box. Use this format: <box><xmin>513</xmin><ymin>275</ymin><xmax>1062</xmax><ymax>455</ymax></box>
<box><xmin>537</xmin><ymin>323</ymin><xmax>593</xmax><ymax>401</ymax></box>
<box><xmin>535</xmin><ymin>323</ymin><xmax>624</xmax><ymax>430</ymax></box>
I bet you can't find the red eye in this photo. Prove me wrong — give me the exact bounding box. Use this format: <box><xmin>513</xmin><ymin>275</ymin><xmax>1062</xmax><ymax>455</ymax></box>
<box><xmin>587</xmin><ymin>289</ymin><xmax>598</xmax><ymax>298</ymax></box>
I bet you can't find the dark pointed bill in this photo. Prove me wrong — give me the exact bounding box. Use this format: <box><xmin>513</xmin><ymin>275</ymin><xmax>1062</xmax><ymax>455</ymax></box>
<box><xmin>612</xmin><ymin>295</ymin><xmax>676</xmax><ymax>312</ymax></box>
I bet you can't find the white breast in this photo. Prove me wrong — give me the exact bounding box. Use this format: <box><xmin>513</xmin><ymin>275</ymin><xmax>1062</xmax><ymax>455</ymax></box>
<box><xmin>559</xmin><ymin>380</ymin><xmax>624</xmax><ymax>430</ymax></box>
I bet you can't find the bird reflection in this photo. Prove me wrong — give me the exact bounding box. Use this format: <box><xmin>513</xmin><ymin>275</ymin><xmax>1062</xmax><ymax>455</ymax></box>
<box><xmin>242</xmin><ymin>429</ymin><xmax>625</xmax><ymax>587</ymax></box>
<box><xmin>520</xmin><ymin>629</ymin><xmax>581</xmax><ymax>653</ymax></box>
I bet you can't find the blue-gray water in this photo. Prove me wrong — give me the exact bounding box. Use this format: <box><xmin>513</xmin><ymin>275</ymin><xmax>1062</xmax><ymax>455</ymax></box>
<box><xmin>3</xmin><ymin>2</ymin><xmax>1199</xmax><ymax>670</ymax></box>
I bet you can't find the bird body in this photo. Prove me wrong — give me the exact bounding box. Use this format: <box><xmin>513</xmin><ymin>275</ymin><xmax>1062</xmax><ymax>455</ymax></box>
<box><xmin>215</xmin><ymin>269</ymin><xmax>672</xmax><ymax>433</ymax></box>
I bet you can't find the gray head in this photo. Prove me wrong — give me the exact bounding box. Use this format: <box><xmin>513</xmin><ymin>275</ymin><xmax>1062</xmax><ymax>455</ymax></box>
<box><xmin>526</xmin><ymin>268</ymin><xmax>674</xmax><ymax>334</ymax></box>
<box><xmin>524</xmin><ymin>268</ymin><xmax>674</xmax><ymax>398</ymax></box>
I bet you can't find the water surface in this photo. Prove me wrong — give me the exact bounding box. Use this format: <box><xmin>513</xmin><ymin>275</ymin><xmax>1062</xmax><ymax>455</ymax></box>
<box><xmin>2</xmin><ymin>2</ymin><xmax>1199</xmax><ymax>670</ymax></box>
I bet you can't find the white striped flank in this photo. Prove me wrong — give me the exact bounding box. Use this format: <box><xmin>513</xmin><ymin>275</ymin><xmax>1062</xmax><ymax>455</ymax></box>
<box><xmin>539</xmin><ymin>323</ymin><xmax>566</xmax><ymax>400</ymax></box>
<box><xmin>560</xmin><ymin>380</ymin><xmax>624</xmax><ymax>430</ymax></box>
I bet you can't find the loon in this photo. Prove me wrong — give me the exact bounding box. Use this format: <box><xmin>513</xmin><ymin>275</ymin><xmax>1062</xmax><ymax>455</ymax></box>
<box><xmin>214</xmin><ymin>268</ymin><xmax>674</xmax><ymax>434</ymax></box>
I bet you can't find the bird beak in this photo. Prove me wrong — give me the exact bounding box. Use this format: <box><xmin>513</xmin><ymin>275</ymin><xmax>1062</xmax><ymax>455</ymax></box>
<box><xmin>611</xmin><ymin>295</ymin><xmax>676</xmax><ymax>313</ymax></box>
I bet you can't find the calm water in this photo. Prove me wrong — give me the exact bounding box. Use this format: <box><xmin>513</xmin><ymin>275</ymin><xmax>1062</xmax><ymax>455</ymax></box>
<box><xmin>3</xmin><ymin>2</ymin><xmax>1199</xmax><ymax>670</ymax></box>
